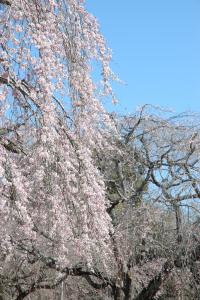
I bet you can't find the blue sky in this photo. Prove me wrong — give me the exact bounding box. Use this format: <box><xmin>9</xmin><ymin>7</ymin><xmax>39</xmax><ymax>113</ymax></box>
<box><xmin>86</xmin><ymin>0</ymin><xmax>200</xmax><ymax>114</ymax></box>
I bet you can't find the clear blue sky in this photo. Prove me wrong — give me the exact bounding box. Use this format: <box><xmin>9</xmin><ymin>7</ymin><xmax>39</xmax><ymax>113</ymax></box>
<box><xmin>86</xmin><ymin>0</ymin><xmax>200</xmax><ymax>114</ymax></box>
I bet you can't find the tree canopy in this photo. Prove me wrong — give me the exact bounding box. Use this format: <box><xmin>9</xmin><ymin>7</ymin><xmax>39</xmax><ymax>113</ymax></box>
<box><xmin>0</xmin><ymin>1</ymin><xmax>200</xmax><ymax>299</ymax></box>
